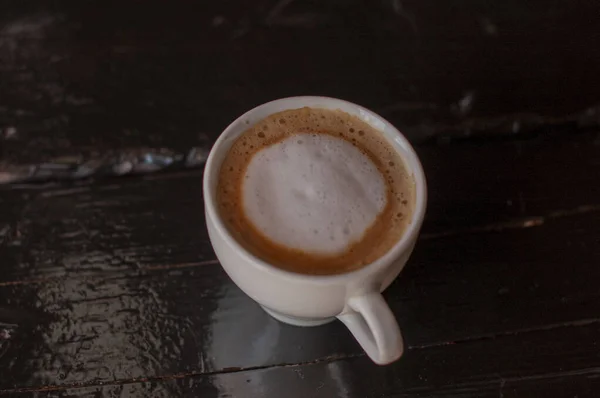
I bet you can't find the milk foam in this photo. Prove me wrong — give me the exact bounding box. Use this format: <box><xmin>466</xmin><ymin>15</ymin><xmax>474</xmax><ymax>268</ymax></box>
<box><xmin>242</xmin><ymin>134</ymin><xmax>387</xmax><ymax>254</ymax></box>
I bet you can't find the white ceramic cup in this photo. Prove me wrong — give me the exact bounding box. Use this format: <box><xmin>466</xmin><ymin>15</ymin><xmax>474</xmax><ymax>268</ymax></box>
<box><xmin>203</xmin><ymin>96</ymin><xmax>427</xmax><ymax>365</ymax></box>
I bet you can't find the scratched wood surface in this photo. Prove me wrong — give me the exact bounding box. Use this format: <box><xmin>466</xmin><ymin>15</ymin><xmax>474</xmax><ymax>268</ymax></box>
<box><xmin>1</xmin><ymin>0</ymin><xmax>600</xmax><ymax>181</ymax></box>
<box><xmin>10</xmin><ymin>324</ymin><xmax>600</xmax><ymax>397</ymax></box>
<box><xmin>1</xmin><ymin>131</ymin><xmax>600</xmax><ymax>396</ymax></box>
<box><xmin>1</xmin><ymin>0</ymin><xmax>600</xmax><ymax>397</ymax></box>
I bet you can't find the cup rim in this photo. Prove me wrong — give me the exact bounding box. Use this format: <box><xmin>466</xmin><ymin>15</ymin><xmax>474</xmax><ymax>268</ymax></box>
<box><xmin>203</xmin><ymin>96</ymin><xmax>427</xmax><ymax>285</ymax></box>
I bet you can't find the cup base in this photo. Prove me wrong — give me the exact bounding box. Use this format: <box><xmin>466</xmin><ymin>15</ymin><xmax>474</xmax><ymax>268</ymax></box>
<box><xmin>261</xmin><ymin>305</ymin><xmax>335</xmax><ymax>327</ymax></box>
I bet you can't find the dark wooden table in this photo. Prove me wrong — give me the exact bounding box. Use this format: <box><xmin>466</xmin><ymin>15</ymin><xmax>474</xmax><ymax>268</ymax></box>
<box><xmin>1</xmin><ymin>1</ymin><xmax>600</xmax><ymax>396</ymax></box>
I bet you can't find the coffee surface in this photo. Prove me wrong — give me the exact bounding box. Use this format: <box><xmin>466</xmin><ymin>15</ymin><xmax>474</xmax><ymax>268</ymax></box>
<box><xmin>217</xmin><ymin>107</ymin><xmax>415</xmax><ymax>275</ymax></box>
<box><xmin>244</xmin><ymin>133</ymin><xmax>387</xmax><ymax>254</ymax></box>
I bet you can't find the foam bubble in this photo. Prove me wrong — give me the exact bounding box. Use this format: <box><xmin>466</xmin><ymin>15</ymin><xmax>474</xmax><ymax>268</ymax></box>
<box><xmin>242</xmin><ymin>134</ymin><xmax>387</xmax><ymax>254</ymax></box>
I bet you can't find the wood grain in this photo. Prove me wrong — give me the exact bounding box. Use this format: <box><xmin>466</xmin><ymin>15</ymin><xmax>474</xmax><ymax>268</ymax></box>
<box><xmin>1</xmin><ymin>0</ymin><xmax>600</xmax><ymax>181</ymax></box>
<box><xmin>1</xmin><ymin>187</ymin><xmax>599</xmax><ymax>389</ymax></box>
<box><xmin>2</xmin><ymin>1</ymin><xmax>600</xmax><ymax>395</ymax></box>
<box><xmin>1</xmin><ymin>130</ymin><xmax>598</xmax><ymax>281</ymax></box>
<box><xmin>5</xmin><ymin>323</ymin><xmax>600</xmax><ymax>397</ymax></box>
<box><xmin>1</xmin><ymin>131</ymin><xmax>599</xmax><ymax>392</ymax></box>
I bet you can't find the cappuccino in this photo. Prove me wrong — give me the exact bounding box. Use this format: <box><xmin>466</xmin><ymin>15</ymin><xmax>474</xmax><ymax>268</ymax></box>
<box><xmin>217</xmin><ymin>107</ymin><xmax>415</xmax><ymax>275</ymax></box>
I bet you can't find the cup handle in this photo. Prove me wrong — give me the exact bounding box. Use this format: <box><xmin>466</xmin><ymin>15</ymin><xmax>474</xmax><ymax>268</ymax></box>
<box><xmin>336</xmin><ymin>292</ymin><xmax>403</xmax><ymax>365</ymax></box>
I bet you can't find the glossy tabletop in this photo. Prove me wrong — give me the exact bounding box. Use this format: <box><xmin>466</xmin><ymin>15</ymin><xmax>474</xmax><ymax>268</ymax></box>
<box><xmin>1</xmin><ymin>1</ymin><xmax>600</xmax><ymax>397</ymax></box>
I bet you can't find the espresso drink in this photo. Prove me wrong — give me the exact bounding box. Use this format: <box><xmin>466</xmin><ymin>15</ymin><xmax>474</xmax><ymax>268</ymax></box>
<box><xmin>217</xmin><ymin>107</ymin><xmax>415</xmax><ymax>275</ymax></box>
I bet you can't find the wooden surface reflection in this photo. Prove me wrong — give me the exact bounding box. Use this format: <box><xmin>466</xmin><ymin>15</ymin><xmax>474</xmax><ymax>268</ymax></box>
<box><xmin>1</xmin><ymin>0</ymin><xmax>600</xmax><ymax>397</ymax></box>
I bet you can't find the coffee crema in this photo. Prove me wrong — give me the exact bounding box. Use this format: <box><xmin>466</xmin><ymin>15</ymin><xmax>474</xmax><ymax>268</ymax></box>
<box><xmin>217</xmin><ymin>107</ymin><xmax>415</xmax><ymax>275</ymax></box>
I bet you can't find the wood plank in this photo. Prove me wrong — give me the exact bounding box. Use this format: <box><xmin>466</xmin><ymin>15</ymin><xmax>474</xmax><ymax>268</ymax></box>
<box><xmin>418</xmin><ymin>130</ymin><xmax>600</xmax><ymax>232</ymax></box>
<box><xmin>0</xmin><ymin>131</ymin><xmax>598</xmax><ymax>388</ymax></box>
<box><xmin>0</xmin><ymin>130</ymin><xmax>598</xmax><ymax>282</ymax></box>
<box><xmin>1</xmin><ymin>131</ymin><xmax>599</xmax><ymax>388</ymax></box>
<box><xmin>6</xmin><ymin>323</ymin><xmax>600</xmax><ymax>397</ymax></box>
<box><xmin>1</xmin><ymin>209</ymin><xmax>599</xmax><ymax>389</ymax></box>
<box><xmin>1</xmin><ymin>0</ymin><xmax>600</xmax><ymax>180</ymax></box>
